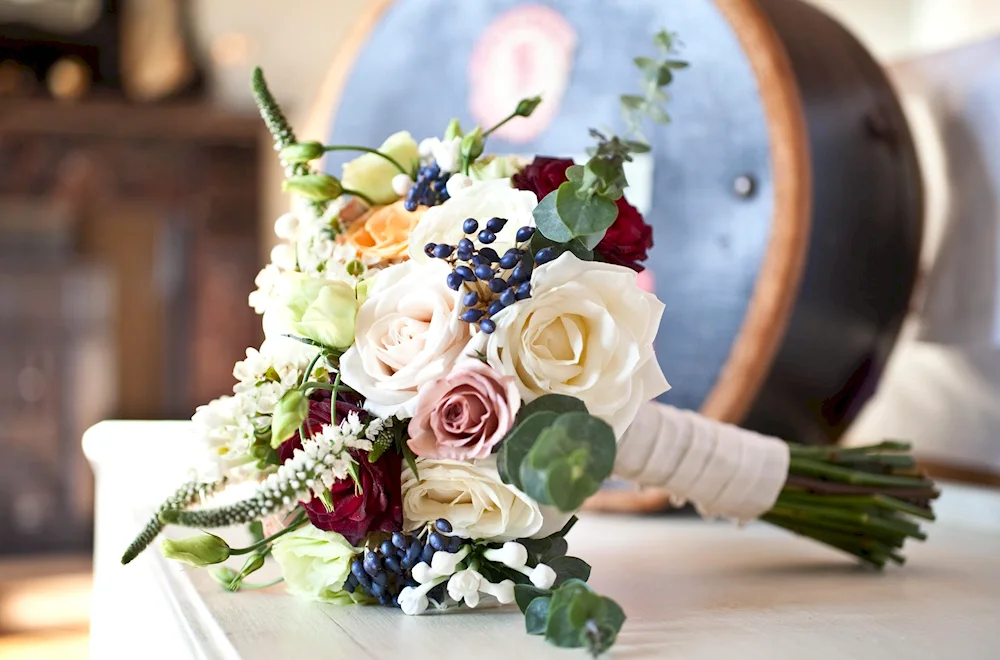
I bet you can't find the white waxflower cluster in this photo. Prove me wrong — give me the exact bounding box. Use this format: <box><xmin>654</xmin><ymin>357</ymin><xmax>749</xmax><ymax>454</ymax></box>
<box><xmin>194</xmin><ymin>344</ymin><xmax>323</xmax><ymax>481</ymax></box>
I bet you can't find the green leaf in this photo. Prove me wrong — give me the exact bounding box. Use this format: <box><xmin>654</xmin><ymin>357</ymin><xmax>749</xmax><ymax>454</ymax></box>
<box><xmin>633</xmin><ymin>56</ymin><xmax>658</xmax><ymax>74</ymax></box>
<box><xmin>554</xmin><ymin>182</ymin><xmax>618</xmax><ymax>237</ymax></box>
<box><xmin>543</xmin><ymin>580</ymin><xmax>626</xmax><ymax>655</ymax></box>
<box><xmin>666</xmin><ymin>59</ymin><xmax>690</xmax><ymax>69</ymax></box>
<box><xmin>565</xmin><ymin>164</ymin><xmax>585</xmax><ymax>186</ymax></box>
<box><xmin>515</xmin><ymin>584</ymin><xmax>550</xmax><ymax>613</ymax></box>
<box><xmin>653</xmin><ymin>29</ymin><xmax>674</xmax><ymax>53</ymax></box>
<box><xmin>519</xmin><ymin>413</ymin><xmax>617</xmax><ymax>512</ymax></box>
<box><xmin>497</xmin><ymin>411</ymin><xmax>559</xmax><ymax>487</ymax></box>
<box><xmin>656</xmin><ymin>63</ymin><xmax>674</xmax><ymax>87</ymax></box>
<box><xmin>577</xmin><ymin>229</ymin><xmax>607</xmax><ymax>251</ymax></box>
<box><xmin>531</xmin><ymin>190</ymin><xmax>573</xmax><ymax>243</ymax></box>
<box><xmin>624</xmin><ymin>140</ymin><xmax>651</xmax><ymax>154</ymax></box>
<box><xmin>648</xmin><ymin>104</ymin><xmax>671</xmax><ymax>124</ymax></box>
<box><xmin>548</xmin><ymin>556</ymin><xmax>592</xmax><ymax>586</ymax></box>
<box><xmin>396</xmin><ymin>425</ymin><xmax>419</xmax><ymax>479</ymax></box>
<box><xmin>620</xmin><ymin>94</ymin><xmax>645</xmax><ymax>110</ymax></box>
<box><xmin>543</xmin><ymin>579</ymin><xmax>593</xmax><ymax>648</ymax></box>
<box><xmin>525</xmin><ymin>596</ymin><xmax>551</xmax><ymax>635</ymax></box>
<box><xmin>517</xmin><ymin>394</ymin><xmax>588</xmax><ymax>423</ymax></box>
<box><xmin>247</xmin><ymin>521</ymin><xmax>265</xmax><ymax>544</ymax></box>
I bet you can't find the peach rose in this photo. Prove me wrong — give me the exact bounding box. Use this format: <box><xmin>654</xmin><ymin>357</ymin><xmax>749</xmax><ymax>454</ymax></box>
<box><xmin>407</xmin><ymin>361</ymin><xmax>521</xmax><ymax>461</ymax></box>
<box><xmin>340</xmin><ymin>200</ymin><xmax>424</xmax><ymax>263</ymax></box>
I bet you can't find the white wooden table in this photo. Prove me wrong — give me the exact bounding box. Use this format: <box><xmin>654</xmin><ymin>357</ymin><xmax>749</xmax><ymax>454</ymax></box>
<box><xmin>84</xmin><ymin>421</ymin><xmax>1000</xmax><ymax>659</ymax></box>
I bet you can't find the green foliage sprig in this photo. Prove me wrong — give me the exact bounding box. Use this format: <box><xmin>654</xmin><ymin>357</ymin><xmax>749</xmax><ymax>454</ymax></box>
<box><xmin>530</xmin><ymin>29</ymin><xmax>687</xmax><ymax>262</ymax></box>
<box><xmin>497</xmin><ymin>395</ymin><xmax>615</xmax><ymax>512</ymax></box>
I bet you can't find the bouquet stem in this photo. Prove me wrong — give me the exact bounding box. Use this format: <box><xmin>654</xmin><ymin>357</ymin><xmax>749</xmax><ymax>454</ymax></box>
<box><xmin>765</xmin><ymin>441</ymin><xmax>937</xmax><ymax>567</ymax></box>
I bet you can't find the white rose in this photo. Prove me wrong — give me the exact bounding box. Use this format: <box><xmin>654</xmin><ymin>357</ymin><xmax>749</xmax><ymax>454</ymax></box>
<box><xmin>468</xmin><ymin>253</ymin><xmax>670</xmax><ymax>437</ymax></box>
<box><xmin>339</xmin><ymin>260</ymin><xmax>470</xmax><ymax>417</ymax></box>
<box><xmin>401</xmin><ymin>456</ymin><xmax>543</xmax><ymax>542</ymax></box>
<box><xmin>407</xmin><ymin>179</ymin><xmax>537</xmax><ymax>264</ymax></box>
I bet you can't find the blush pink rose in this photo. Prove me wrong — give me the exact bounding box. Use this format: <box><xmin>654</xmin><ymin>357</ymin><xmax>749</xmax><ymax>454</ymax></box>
<box><xmin>407</xmin><ymin>361</ymin><xmax>521</xmax><ymax>460</ymax></box>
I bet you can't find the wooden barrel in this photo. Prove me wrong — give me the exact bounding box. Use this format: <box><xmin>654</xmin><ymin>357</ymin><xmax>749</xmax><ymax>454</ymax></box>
<box><xmin>306</xmin><ymin>0</ymin><xmax>923</xmax><ymax>509</ymax></box>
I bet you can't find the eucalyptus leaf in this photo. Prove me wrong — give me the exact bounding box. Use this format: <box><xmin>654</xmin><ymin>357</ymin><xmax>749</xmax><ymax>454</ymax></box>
<box><xmin>633</xmin><ymin>56</ymin><xmax>658</xmax><ymax>74</ymax></box>
<box><xmin>515</xmin><ymin>584</ymin><xmax>550</xmax><ymax>613</ymax></box>
<box><xmin>653</xmin><ymin>29</ymin><xmax>674</xmax><ymax>52</ymax></box>
<box><xmin>657</xmin><ymin>64</ymin><xmax>674</xmax><ymax>87</ymax></box>
<box><xmin>577</xmin><ymin>229</ymin><xmax>607</xmax><ymax>251</ymax></box>
<box><xmin>554</xmin><ymin>182</ymin><xmax>618</xmax><ymax>237</ymax></box>
<box><xmin>517</xmin><ymin>394</ymin><xmax>588</xmax><ymax>423</ymax></box>
<box><xmin>620</xmin><ymin>93</ymin><xmax>645</xmax><ymax>110</ymax></box>
<box><xmin>497</xmin><ymin>411</ymin><xmax>559</xmax><ymax>487</ymax></box>
<box><xmin>648</xmin><ymin>104</ymin><xmax>671</xmax><ymax>124</ymax></box>
<box><xmin>519</xmin><ymin>412</ymin><xmax>617</xmax><ymax>512</ymax></box>
<box><xmin>548</xmin><ymin>556</ymin><xmax>591</xmax><ymax>586</ymax></box>
<box><xmin>565</xmin><ymin>164</ymin><xmax>585</xmax><ymax>186</ymax></box>
<box><xmin>532</xmin><ymin>189</ymin><xmax>574</xmax><ymax>243</ymax></box>
<box><xmin>666</xmin><ymin>59</ymin><xmax>690</xmax><ymax>69</ymax></box>
<box><xmin>543</xmin><ymin>579</ymin><xmax>593</xmax><ymax>648</ymax></box>
<box><xmin>525</xmin><ymin>596</ymin><xmax>551</xmax><ymax>635</ymax></box>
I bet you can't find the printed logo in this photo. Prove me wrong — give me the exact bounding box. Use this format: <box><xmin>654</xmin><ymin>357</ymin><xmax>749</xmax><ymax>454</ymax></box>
<box><xmin>468</xmin><ymin>5</ymin><xmax>577</xmax><ymax>144</ymax></box>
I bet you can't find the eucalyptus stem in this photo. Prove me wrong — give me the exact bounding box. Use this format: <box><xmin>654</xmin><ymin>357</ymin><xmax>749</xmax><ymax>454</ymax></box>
<box><xmin>323</xmin><ymin>145</ymin><xmax>408</xmax><ymax>175</ymax></box>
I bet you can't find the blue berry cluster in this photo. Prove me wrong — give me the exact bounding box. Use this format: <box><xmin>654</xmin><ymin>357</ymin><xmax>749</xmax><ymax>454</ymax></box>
<box><xmin>425</xmin><ymin>219</ymin><xmax>550</xmax><ymax>334</ymax></box>
<box><xmin>344</xmin><ymin>519</ymin><xmax>464</xmax><ymax>607</ymax></box>
<box><xmin>404</xmin><ymin>161</ymin><xmax>450</xmax><ymax>212</ymax></box>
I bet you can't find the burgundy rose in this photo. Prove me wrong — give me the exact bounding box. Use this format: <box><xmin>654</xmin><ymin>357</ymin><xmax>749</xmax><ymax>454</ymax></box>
<box><xmin>276</xmin><ymin>392</ymin><xmax>402</xmax><ymax>545</ymax></box>
<box><xmin>301</xmin><ymin>449</ymin><xmax>402</xmax><ymax>546</ymax></box>
<box><xmin>512</xmin><ymin>156</ymin><xmax>654</xmax><ymax>271</ymax></box>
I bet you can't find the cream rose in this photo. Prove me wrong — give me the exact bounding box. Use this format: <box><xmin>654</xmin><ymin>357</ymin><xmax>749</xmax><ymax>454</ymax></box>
<box><xmin>407</xmin><ymin>179</ymin><xmax>537</xmax><ymax>264</ymax></box>
<box><xmin>339</xmin><ymin>260</ymin><xmax>471</xmax><ymax>417</ymax></box>
<box><xmin>401</xmin><ymin>456</ymin><xmax>543</xmax><ymax>541</ymax></box>
<box><xmin>468</xmin><ymin>253</ymin><xmax>670</xmax><ymax>437</ymax></box>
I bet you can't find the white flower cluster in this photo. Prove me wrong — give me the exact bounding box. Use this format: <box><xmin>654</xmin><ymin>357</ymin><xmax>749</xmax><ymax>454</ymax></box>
<box><xmin>258</xmin><ymin>412</ymin><xmax>383</xmax><ymax>515</ymax></box>
<box><xmin>397</xmin><ymin>541</ymin><xmax>556</xmax><ymax>616</ymax></box>
<box><xmin>194</xmin><ymin>344</ymin><xmax>321</xmax><ymax>481</ymax></box>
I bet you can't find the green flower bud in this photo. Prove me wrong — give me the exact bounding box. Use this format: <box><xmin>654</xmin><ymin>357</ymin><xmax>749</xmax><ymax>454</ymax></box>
<box><xmin>280</xmin><ymin>141</ymin><xmax>325</xmax><ymax>164</ymax></box>
<box><xmin>210</xmin><ymin>566</ymin><xmax>240</xmax><ymax>588</ymax></box>
<box><xmin>345</xmin><ymin>259</ymin><xmax>365</xmax><ymax>278</ymax></box>
<box><xmin>161</xmin><ymin>533</ymin><xmax>231</xmax><ymax>567</ymax></box>
<box><xmin>282</xmin><ymin>173</ymin><xmax>343</xmax><ymax>201</ymax></box>
<box><xmin>443</xmin><ymin>118</ymin><xmax>464</xmax><ymax>141</ymax></box>
<box><xmin>271</xmin><ymin>389</ymin><xmax>309</xmax><ymax>448</ymax></box>
<box><xmin>460</xmin><ymin>126</ymin><xmax>485</xmax><ymax>164</ymax></box>
<box><xmin>227</xmin><ymin>554</ymin><xmax>266</xmax><ymax>590</ymax></box>
<box><xmin>515</xmin><ymin>96</ymin><xmax>543</xmax><ymax>117</ymax></box>
<box><xmin>341</xmin><ymin>131</ymin><xmax>419</xmax><ymax>205</ymax></box>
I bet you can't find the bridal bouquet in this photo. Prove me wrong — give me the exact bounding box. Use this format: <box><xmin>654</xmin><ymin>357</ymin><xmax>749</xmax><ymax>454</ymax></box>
<box><xmin>122</xmin><ymin>32</ymin><xmax>937</xmax><ymax>656</ymax></box>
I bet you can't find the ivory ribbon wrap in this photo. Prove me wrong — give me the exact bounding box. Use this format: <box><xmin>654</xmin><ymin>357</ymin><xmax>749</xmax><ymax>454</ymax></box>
<box><xmin>614</xmin><ymin>402</ymin><xmax>790</xmax><ymax>522</ymax></box>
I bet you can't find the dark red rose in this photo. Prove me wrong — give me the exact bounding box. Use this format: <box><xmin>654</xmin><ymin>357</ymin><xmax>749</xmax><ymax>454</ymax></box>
<box><xmin>512</xmin><ymin>156</ymin><xmax>654</xmax><ymax>271</ymax></box>
<box><xmin>301</xmin><ymin>449</ymin><xmax>402</xmax><ymax>546</ymax></box>
<box><xmin>276</xmin><ymin>393</ymin><xmax>402</xmax><ymax>545</ymax></box>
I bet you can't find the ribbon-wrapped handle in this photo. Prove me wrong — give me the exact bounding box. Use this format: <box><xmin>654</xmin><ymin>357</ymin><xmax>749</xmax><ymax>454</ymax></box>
<box><xmin>615</xmin><ymin>402</ymin><xmax>790</xmax><ymax>522</ymax></box>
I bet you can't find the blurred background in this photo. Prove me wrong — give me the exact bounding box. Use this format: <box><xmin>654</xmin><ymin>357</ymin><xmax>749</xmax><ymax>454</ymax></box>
<box><xmin>1</xmin><ymin>0</ymin><xmax>1000</xmax><ymax>658</ymax></box>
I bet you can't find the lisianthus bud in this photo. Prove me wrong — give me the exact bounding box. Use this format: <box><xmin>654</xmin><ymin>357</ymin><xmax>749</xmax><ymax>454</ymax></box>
<box><xmin>460</xmin><ymin>127</ymin><xmax>484</xmax><ymax>164</ymax></box>
<box><xmin>280</xmin><ymin>141</ymin><xmax>325</xmax><ymax>164</ymax></box>
<box><xmin>443</xmin><ymin>118</ymin><xmax>463</xmax><ymax>141</ymax></box>
<box><xmin>515</xmin><ymin>96</ymin><xmax>543</xmax><ymax>117</ymax></box>
<box><xmin>210</xmin><ymin>566</ymin><xmax>240</xmax><ymax>588</ymax></box>
<box><xmin>161</xmin><ymin>533</ymin><xmax>231</xmax><ymax>567</ymax></box>
<box><xmin>271</xmin><ymin>389</ymin><xmax>309</xmax><ymax>448</ymax></box>
<box><xmin>342</xmin><ymin>131</ymin><xmax>419</xmax><ymax>205</ymax></box>
<box><xmin>283</xmin><ymin>173</ymin><xmax>343</xmax><ymax>201</ymax></box>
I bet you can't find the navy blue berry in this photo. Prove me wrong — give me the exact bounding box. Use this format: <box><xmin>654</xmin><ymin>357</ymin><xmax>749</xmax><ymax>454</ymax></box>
<box><xmin>516</xmin><ymin>226</ymin><xmax>535</xmax><ymax>242</ymax></box>
<box><xmin>463</xmin><ymin>218</ymin><xmax>479</xmax><ymax>234</ymax></box>
<box><xmin>479</xmin><ymin>318</ymin><xmax>496</xmax><ymax>334</ymax></box>
<box><xmin>486</xmin><ymin>217</ymin><xmax>507</xmax><ymax>233</ymax></box>
<box><xmin>478</xmin><ymin>230</ymin><xmax>497</xmax><ymax>244</ymax></box>
<box><xmin>488</xmin><ymin>277</ymin><xmax>508</xmax><ymax>293</ymax></box>
<box><xmin>446</xmin><ymin>272</ymin><xmax>462</xmax><ymax>291</ymax></box>
<box><xmin>535</xmin><ymin>247</ymin><xmax>557</xmax><ymax>265</ymax></box>
<box><xmin>434</xmin><ymin>518</ymin><xmax>453</xmax><ymax>533</ymax></box>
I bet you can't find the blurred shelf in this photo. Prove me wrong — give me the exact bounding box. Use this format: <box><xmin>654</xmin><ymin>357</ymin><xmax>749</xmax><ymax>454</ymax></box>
<box><xmin>0</xmin><ymin>98</ymin><xmax>261</xmax><ymax>142</ymax></box>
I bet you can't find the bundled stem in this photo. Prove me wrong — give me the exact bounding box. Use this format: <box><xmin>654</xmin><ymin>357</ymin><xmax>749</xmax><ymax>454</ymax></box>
<box><xmin>764</xmin><ymin>441</ymin><xmax>938</xmax><ymax>568</ymax></box>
